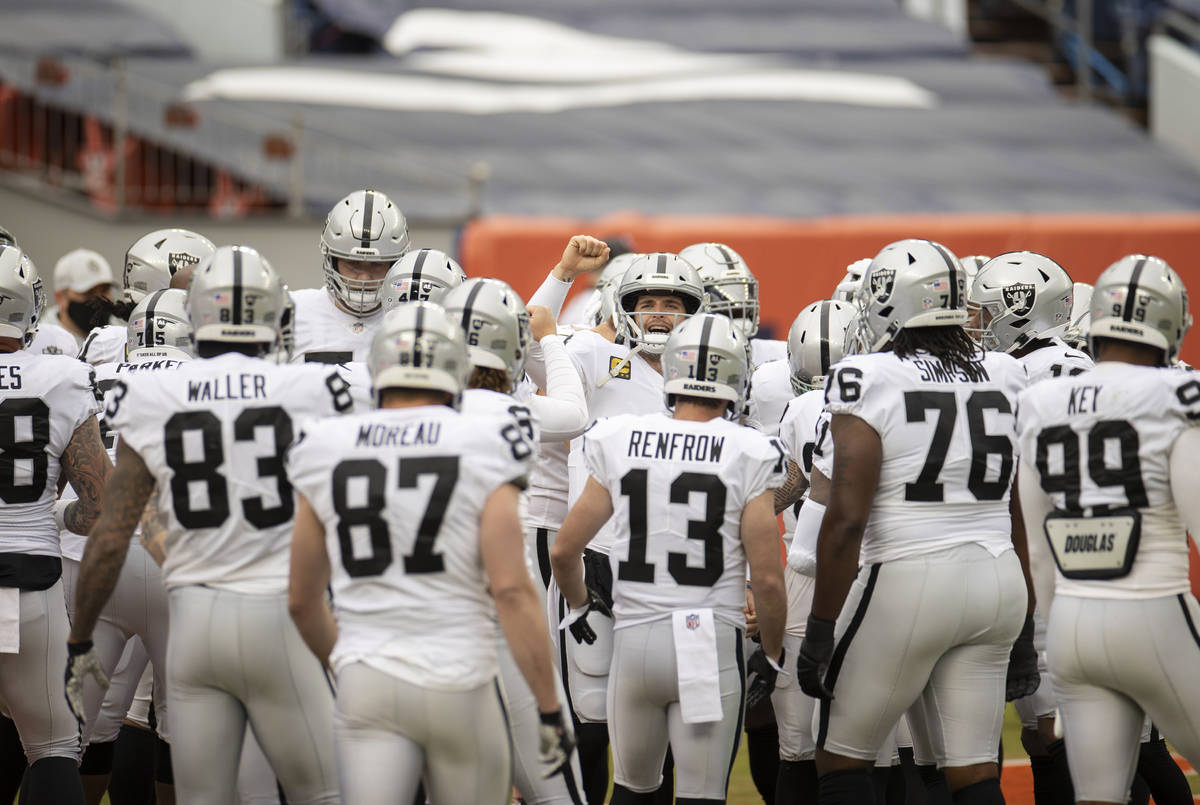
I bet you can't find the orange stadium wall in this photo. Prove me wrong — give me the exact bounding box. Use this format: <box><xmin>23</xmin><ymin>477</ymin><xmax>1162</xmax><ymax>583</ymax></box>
<box><xmin>458</xmin><ymin>212</ymin><xmax>1200</xmax><ymax>365</ymax></box>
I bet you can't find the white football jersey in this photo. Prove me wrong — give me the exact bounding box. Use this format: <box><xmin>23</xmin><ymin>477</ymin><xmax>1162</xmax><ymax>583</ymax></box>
<box><xmin>0</xmin><ymin>353</ymin><xmax>100</xmax><ymax>557</ymax></box>
<box><xmin>1017</xmin><ymin>364</ymin><xmax>1200</xmax><ymax>599</ymax></box>
<box><xmin>287</xmin><ymin>404</ymin><xmax>534</xmax><ymax>689</ymax></box>
<box><xmin>290</xmin><ymin>287</ymin><xmax>385</xmax><ymax>365</ymax></box>
<box><xmin>1020</xmin><ymin>337</ymin><xmax>1093</xmax><ymax>386</ymax></box>
<box><xmin>823</xmin><ymin>349</ymin><xmax>1026</xmax><ymax>564</ymax></box>
<box><xmin>108</xmin><ymin>353</ymin><xmax>355</xmax><ymax>592</ymax></box>
<box><xmin>583</xmin><ymin>412</ymin><xmax>785</xmax><ymax>629</ymax></box>
<box><xmin>778</xmin><ymin>390</ymin><xmax>827</xmax><ymax>485</ymax></box>
<box><xmin>566</xmin><ymin>330</ymin><xmax>667</xmax><ymax>552</ymax></box>
<box><xmin>751</xmin><ymin>338</ymin><xmax>787</xmax><ymax>368</ymax></box>
<box><xmin>746</xmin><ymin>359</ymin><xmax>793</xmax><ymax>436</ymax></box>
<box><xmin>78</xmin><ymin>324</ymin><xmax>128</xmax><ymax>366</ymax></box>
<box><xmin>27</xmin><ymin>322</ymin><xmax>80</xmax><ymax>357</ymax></box>
<box><xmin>59</xmin><ymin>356</ymin><xmax>188</xmax><ymax>560</ymax></box>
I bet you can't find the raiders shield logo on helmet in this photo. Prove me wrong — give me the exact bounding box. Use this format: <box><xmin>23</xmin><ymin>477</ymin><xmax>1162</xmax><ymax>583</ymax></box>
<box><xmin>870</xmin><ymin>269</ymin><xmax>896</xmax><ymax>303</ymax></box>
<box><xmin>1002</xmin><ymin>283</ymin><xmax>1036</xmax><ymax>317</ymax></box>
<box><xmin>168</xmin><ymin>251</ymin><xmax>201</xmax><ymax>275</ymax></box>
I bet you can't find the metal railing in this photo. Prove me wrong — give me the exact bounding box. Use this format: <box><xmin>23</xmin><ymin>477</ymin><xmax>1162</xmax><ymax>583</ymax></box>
<box><xmin>0</xmin><ymin>52</ymin><xmax>488</xmax><ymax>225</ymax></box>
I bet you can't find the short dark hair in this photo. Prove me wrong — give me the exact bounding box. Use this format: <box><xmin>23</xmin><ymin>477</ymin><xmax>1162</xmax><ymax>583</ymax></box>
<box><xmin>377</xmin><ymin>387</ymin><xmax>454</xmax><ymax>407</ymax></box>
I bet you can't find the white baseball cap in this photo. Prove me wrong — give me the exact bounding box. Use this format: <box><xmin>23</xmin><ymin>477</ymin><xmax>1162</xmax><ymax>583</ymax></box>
<box><xmin>54</xmin><ymin>248</ymin><xmax>114</xmax><ymax>293</ymax></box>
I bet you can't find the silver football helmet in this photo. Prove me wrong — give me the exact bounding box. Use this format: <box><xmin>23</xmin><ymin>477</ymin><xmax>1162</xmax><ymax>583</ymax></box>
<box><xmin>679</xmin><ymin>242</ymin><xmax>759</xmax><ymax>338</ymax></box>
<box><xmin>959</xmin><ymin>255</ymin><xmax>990</xmax><ymax>288</ymax></box>
<box><xmin>582</xmin><ymin>253</ymin><xmax>639</xmax><ymax>328</ymax></box>
<box><xmin>1063</xmin><ymin>281</ymin><xmax>1093</xmax><ymax>351</ymax></box>
<box><xmin>127</xmin><ymin>288</ymin><xmax>192</xmax><ymax>360</ymax></box>
<box><xmin>381</xmin><ymin>248</ymin><xmax>466</xmax><ymax>311</ymax></box>
<box><xmin>834</xmin><ymin>258</ymin><xmax>872</xmax><ymax>302</ymax></box>
<box><xmin>787</xmin><ymin>299</ymin><xmax>858</xmax><ymax>395</ymax></box>
<box><xmin>662</xmin><ymin>313</ymin><xmax>751</xmax><ymax>417</ymax></box>
<box><xmin>320</xmin><ymin>189</ymin><xmax>410</xmax><ymax>316</ymax></box>
<box><xmin>187</xmin><ymin>245</ymin><xmax>286</xmax><ymax>347</ymax></box>
<box><xmin>440</xmin><ymin>277</ymin><xmax>530</xmax><ymax>388</ymax></box>
<box><xmin>123</xmin><ymin>228</ymin><xmax>215</xmax><ymax>304</ymax></box>
<box><xmin>0</xmin><ymin>244</ymin><xmax>44</xmax><ymax>347</ymax></box>
<box><xmin>615</xmin><ymin>253</ymin><xmax>706</xmax><ymax>355</ymax></box>
<box><xmin>1089</xmin><ymin>255</ymin><xmax>1192</xmax><ymax>362</ymax></box>
<box><xmin>853</xmin><ymin>239</ymin><xmax>968</xmax><ymax>352</ymax></box>
<box><xmin>968</xmin><ymin>252</ymin><xmax>1074</xmax><ymax>353</ymax></box>
<box><xmin>369</xmin><ymin>301</ymin><xmax>471</xmax><ymax>403</ymax></box>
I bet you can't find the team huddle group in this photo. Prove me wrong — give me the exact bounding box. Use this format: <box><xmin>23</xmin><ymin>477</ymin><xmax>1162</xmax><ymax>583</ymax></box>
<box><xmin>0</xmin><ymin>187</ymin><xmax>1196</xmax><ymax>805</ymax></box>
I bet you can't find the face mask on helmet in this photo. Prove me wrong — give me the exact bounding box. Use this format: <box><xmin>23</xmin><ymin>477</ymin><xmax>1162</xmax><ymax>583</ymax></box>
<box><xmin>614</xmin><ymin>253</ymin><xmax>706</xmax><ymax>355</ymax></box>
<box><xmin>321</xmin><ymin>190</ymin><xmax>410</xmax><ymax>317</ymax></box>
<box><xmin>680</xmin><ymin>243</ymin><xmax>759</xmax><ymax>338</ymax></box>
<box><xmin>968</xmin><ymin>252</ymin><xmax>1073</xmax><ymax>353</ymax></box>
<box><xmin>787</xmin><ymin>299</ymin><xmax>857</xmax><ymax>395</ymax></box>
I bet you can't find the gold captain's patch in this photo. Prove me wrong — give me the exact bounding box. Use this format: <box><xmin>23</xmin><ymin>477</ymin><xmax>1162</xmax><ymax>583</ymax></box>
<box><xmin>608</xmin><ymin>356</ymin><xmax>632</xmax><ymax>380</ymax></box>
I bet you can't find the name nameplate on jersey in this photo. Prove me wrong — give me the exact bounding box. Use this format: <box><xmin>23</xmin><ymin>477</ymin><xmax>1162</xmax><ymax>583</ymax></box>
<box><xmin>608</xmin><ymin>356</ymin><xmax>632</xmax><ymax>380</ymax></box>
<box><xmin>1043</xmin><ymin>511</ymin><xmax>1141</xmax><ymax>579</ymax></box>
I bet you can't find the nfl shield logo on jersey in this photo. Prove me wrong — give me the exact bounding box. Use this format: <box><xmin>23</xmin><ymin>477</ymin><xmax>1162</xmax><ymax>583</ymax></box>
<box><xmin>1003</xmin><ymin>283</ymin><xmax>1036</xmax><ymax>316</ymax></box>
<box><xmin>871</xmin><ymin>269</ymin><xmax>896</xmax><ymax>303</ymax></box>
<box><xmin>686</xmin><ymin>613</ymin><xmax>700</xmax><ymax>630</ymax></box>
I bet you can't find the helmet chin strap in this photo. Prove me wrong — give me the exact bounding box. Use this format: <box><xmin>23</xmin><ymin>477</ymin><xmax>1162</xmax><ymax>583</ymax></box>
<box><xmin>596</xmin><ymin>343</ymin><xmax>644</xmax><ymax>388</ymax></box>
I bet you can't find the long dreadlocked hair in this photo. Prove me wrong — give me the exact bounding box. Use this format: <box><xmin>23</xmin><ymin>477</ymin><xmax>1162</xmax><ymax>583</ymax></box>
<box><xmin>889</xmin><ymin>325</ymin><xmax>986</xmax><ymax>381</ymax></box>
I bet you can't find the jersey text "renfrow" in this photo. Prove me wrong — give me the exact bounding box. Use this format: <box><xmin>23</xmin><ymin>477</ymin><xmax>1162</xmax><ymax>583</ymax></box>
<box><xmin>627</xmin><ymin>430</ymin><xmax>725</xmax><ymax>463</ymax></box>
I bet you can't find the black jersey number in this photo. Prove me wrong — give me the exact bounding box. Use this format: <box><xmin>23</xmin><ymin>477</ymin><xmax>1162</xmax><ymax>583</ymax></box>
<box><xmin>95</xmin><ymin>378</ymin><xmax>119</xmax><ymax>450</ymax></box>
<box><xmin>617</xmin><ymin>469</ymin><xmax>727</xmax><ymax>587</ymax></box>
<box><xmin>1034</xmin><ymin>420</ymin><xmax>1148</xmax><ymax>514</ymax></box>
<box><xmin>163</xmin><ymin>406</ymin><xmax>293</xmax><ymax>529</ymax></box>
<box><xmin>903</xmin><ymin>390</ymin><xmax>1014</xmax><ymax>502</ymax></box>
<box><xmin>331</xmin><ymin>455</ymin><xmax>459</xmax><ymax>578</ymax></box>
<box><xmin>0</xmin><ymin>398</ymin><xmax>51</xmax><ymax>503</ymax></box>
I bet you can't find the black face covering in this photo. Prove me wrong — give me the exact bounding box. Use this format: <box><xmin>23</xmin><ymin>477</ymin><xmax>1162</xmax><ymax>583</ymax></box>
<box><xmin>66</xmin><ymin>296</ymin><xmax>114</xmax><ymax>332</ymax></box>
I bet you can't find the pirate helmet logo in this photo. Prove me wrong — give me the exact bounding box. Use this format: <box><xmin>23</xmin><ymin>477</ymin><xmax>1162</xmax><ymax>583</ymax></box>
<box><xmin>1002</xmin><ymin>283</ymin><xmax>1036</xmax><ymax>317</ymax></box>
<box><xmin>870</xmin><ymin>268</ymin><xmax>896</xmax><ymax>304</ymax></box>
<box><xmin>168</xmin><ymin>251</ymin><xmax>201</xmax><ymax>276</ymax></box>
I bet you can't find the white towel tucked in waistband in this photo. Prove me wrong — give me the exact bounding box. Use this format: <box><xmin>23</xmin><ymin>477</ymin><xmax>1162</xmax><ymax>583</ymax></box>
<box><xmin>672</xmin><ymin>608</ymin><xmax>721</xmax><ymax>724</ymax></box>
<box><xmin>0</xmin><ymin>588</ymin><xmax>18</xmax><ymax>653</ymax></box>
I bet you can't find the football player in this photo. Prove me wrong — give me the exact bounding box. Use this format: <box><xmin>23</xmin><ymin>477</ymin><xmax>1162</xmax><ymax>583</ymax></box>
<box><xmin>286</xmin><ymin>302</ymin><xmax>573</xmax><ymax>805</ymax></box>
<box><xmin>1016</xmin><ymin>254</ymin><xmax>1200</xmax><ymax>805</ymax></box>
<box><xmin>49</xmin><ymin>248</ymin><xmax>117</xmax><ymax>345</ymax></box>
<box><xmin>0</xmin><ymin>244</ymin><xmax>110</xmax><ymax>805</ymax></box>
<box><xmin>798</xmin><ymin>238</ymin><xmax>1032</xmax><ymax>805</ymax></box>
<box><xmin>772</xmin><ymin>298</ymin><xmax>857</xmax><ymax>804</ymax></box>
<box><xmin>552</xmin><ymin>312</ymin><xmax>787</xmax><ymax>804</ymax></box>
<box><xmin>292</xmin><ymin>189</ymin><xmax>410</xmax><ymax>364</ymax></box>
<box><xmin>558</xmin><ymin>253</ymin><xmax>706</xmax><ymax>803</ymax></box>
<box><xmin>679</xmin><ymin>242</ymin><xmax>786</xmax><ymax>366</ymax></box>
<box><xmin>441</xmin><ymin>277</ymin><xmax>588</xmax><ymax>804</ymax></box>
<box><xmin>67</xmin><ymin>245</ymin><xmax>351</xmax><ymax>805</ymax></box>
<box><xmin>970</xmin><ymin>251</ymin><xmax>1092</xmax><ymax>805</ymax></box>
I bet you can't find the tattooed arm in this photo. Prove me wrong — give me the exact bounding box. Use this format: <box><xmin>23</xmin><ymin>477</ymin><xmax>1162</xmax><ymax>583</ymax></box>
<box><xmin>60</xmin><ymin>418</ymin><xmax>113</xmax><ymax>535</ymax></box>
<box><xmin>139</xmin><ymin>486</ymin><xmax>168</xmax><ymax>566</ymax></box>
<box><xmin>69</xmin><ymin>439</ymin><xmax>155</xmax><ymax>644</ymax></box>
<box><xmin>773</xmin><ymin>459</ymin><xmax>808</xmax><ymax>515</ymax></box>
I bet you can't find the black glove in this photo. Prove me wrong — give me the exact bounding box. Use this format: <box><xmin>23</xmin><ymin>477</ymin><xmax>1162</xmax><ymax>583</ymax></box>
<box><xmin>537</xmin><ymin>710</ymin><xmax>576</xmax><ymax>778</ymax></box>
<box><xmin>796</xmin><ymin>615</ymin><xmax>836</xmax><ymax>700</ymax></box>
<box><xmin>566</xmin><ymin>589</ymin><xmax>612</xmax><ymax>645</ymax></box>
<box><xmin>745</xmin><ymin>646</ymin><xmax>785</xmax><ymax>709</ymax></box>
<box><xmin>1006</xmin><ymin>614</ymin><xmax>1040</xmax><ymax>701</ymax></box>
